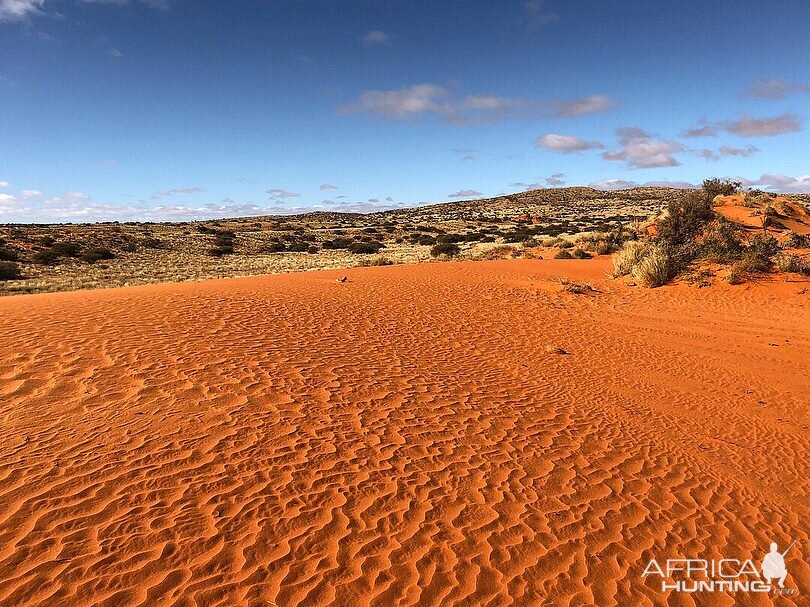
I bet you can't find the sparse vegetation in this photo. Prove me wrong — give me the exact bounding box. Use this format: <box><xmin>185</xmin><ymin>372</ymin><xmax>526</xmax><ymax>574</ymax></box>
<box><xmin>1</xmin><ymin>183</ymin><xmax>806</xmax><ymax>296</ymax></box>
<box><xmin>611</xmin><ymin>178</ymin><xmax>808</xmax><ymax>287</ymax></box>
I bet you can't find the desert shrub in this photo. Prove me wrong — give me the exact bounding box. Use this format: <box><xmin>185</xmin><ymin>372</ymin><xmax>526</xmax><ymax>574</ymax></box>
<box><xmin>82</xmin><ymin>247</ymin><xmax>116</xmax><ymax>263</ymax></box>
<box><xmin>0</xmin><ymin>246</ymin><xmax>19</xmax><ymax>261</ymax></box>
<box><xmin>571</xmin><ymin>248</ymin><xmax>591</xmax><ymax>259</ymax></box>
<box><xmin>699</xmin><ymin>218</ymin><xmax>743</xmax><ymax>263</ymax></box>
<box><xmin>207</xmin><ymin>246</ymin><xmax>234</xmax><ymax>257</ymax></box>
<box><xmin>141</xmin><ymin>237</ymin><xmax>164</xmax><ymax>249</ymax></box>
<box><xmin>594</xmin><ymin>240</ymin><xmax>619</xmax><ymax>255</ymax></box>
<box><xmin>612</xmin><ymin>240</ymin><xmax>652</xmax><ymax>276</ymax></box>
<box><xmin>286</xmin><ymin>241</ymin><xmax>309</xmax><ymax>252</ymax></box>
<box><xmin>481</xmin><ymin>245</ymin><xmax>515</xmax><ymax>260</ymax></box>
<box><xmin>358</xmin><ymin>255</ymin><xmax>393</xmax><ymax>266</ymax></box>
<box><xmin>121</xmin><ymin>241</ymin><xmax>138</xmax><ymax>253</ymax></box>
<box><xmin>658</xmin><ymin>192</ymin><xmax>714</xmax><ymax>247</ymax></box>
<box><xmin>727</xmin><ymin>262</ymin><xmax>746</xmax><ymax>285</ymax></box>
<box><xmin>783</xmin><ymin>231</ymin><xmax>809</xmax><ymax>248</ymax></box>
<box><xmin>347</xmin><ymin>241</ymin><xmax>384</xmax><ymax>254</ymax></box>
<box><xmin>307</xmin><ymin>245</ymin><xmax>319</xmax><ymax>254</ymax></box>
<box><xmin>51</xmin><ymin>241</ymin><xmax>81</xmax><ymax>257</ymax></box>
<box><xmin>744</xmin><ymin>234</ymin><xmax>779</xmax><ymax>272</ymax></box>
<box><xmin>37</xmin><ymin>235</ymin><xmax>56</xmax><ymax>247</ymax></box>
<box><xmin>264</xmin><ymin>242</ymin><xmax>287</xmax><ymax>253</ymax></box>
<box><xmin>31</xmin><ymin>249</ymin><xmax>60</xmax><ymax>265</ymax></box>
<box><xmin>321</xmin><ymin>237</ymin><xmax>353</xmax><ymax>249</ymax></box>
<box><xmin>702</xmin><ymin>178</ymin><xmax>741</xmax><ymax>201</ymax></box>
<box><xmin>631</xmin><ymin>244</ymin><xmax>673</xmax><ymax>288</ymax></box>
<box><xmin>775</xmin><ymin>253</ymin><xmax>806</xmax><ymax>273</ymax></box>
<box><xmin>0</xmin><ymin>261</ymin><xmax>21</xmax><ymax>280</ymax></box>
<box><xmin>430</xmin><ymin>242</ymin><xmax>461</xmax><ymax>257</ymax></box>
<box><xmin>554</xmin><ymin>249</ymin><xmax>574</xmax><ymax>259</ymax></box>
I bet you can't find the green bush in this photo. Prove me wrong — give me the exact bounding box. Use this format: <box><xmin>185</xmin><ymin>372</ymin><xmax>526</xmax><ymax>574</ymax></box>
<box><xmin>0</xmin><ymin>246</ymin><xmax>19</xmax><ymax>261</ymax></box>
<box><xmin>32</xmin><ymin>250</ymin><xmax>60</xmax><ymax>265</ymax></box>
<box><xmin>784</xmin><ymin>231</ymin><xmax>809</xmax><ymax>248</ymax></box>
<box><xmin>82</xmin><ymin>247</ymin><xmax>116</xmax><ymax>264</ymax></box>
<box><xmin>0</xmin><ymin>261</ymin><xmax>21</xmax><ymax>280</ymax></box>
<box><xmin>699</xmin><ymin>218</ymin><xmax>743</xmax><ymax>263</ymax></box>
<box><xmin>658</xmin><ymin>192</ymin><xmax>714</xmax><ymax>247</ymax></box>
<box><xmin>430</xmin><ymin>242</ymin><xmax>461</xmax><ymax>257</ymax></box>
<box><xmin>702</xmin><ymin>178</ymin><xmax>741</xmax><ymax>202</ymax></box>
<box><xmin>51</xmin><ymin>241</ymin><xmax>81</xmax><ymax>257</ymax></box>
<box><xmin>347</xmin><ymin>241</ymin><xmax>384</xmax><ymax>254</ymax></box>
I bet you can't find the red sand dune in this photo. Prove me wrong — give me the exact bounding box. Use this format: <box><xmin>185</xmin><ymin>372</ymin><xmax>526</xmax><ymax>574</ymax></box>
<box><xmin>1</xmin><ymin>258</ymin><xmax>808</xmax><ymax>606</ymax></box>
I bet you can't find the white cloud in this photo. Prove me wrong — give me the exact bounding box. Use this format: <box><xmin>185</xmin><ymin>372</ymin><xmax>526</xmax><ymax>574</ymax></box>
<box><xmin>0</xmin><ymin>180</ymin><xmax>9</xmax><ymax>188</ymax></box>
<box><xmin>340</xmin><ymin>84</ymin><xmax>451</xmax><ymax>119</ymax></box>
<box><xmin>0</xmin><ymin>0</ymin><xmax>45</xmax><ymax>22</ymax></box>
<box><xmin>725</xmin><ymin>113</ymin><xmax>802</xmax><ymax>137</ymax></box>
<box><xmin>740</xmin><ymin>173</ymin><xmax>810</xmax><ymax>193</ymax></box>
<box><xmin>319</xmin><ymin>184</ymin><xmax>338</xmax><ymax>190</ymax></box>
<box><xmin>546</xmin><ymin>172</ymin><xmax>566</xmax><ymax>186</ymax></box>
<box><xmin>340</xmin><ymin>84</ymin><xmax>614</xmax><ymax>124</ymax></box>
<box><xmin>602</xmin><ymin>127</ymin><xmax>683</xmax><ymax>169</ymax></box>
<box><xmin>537</xmin><ymin>133</ymin><xmax>604</xmax><ymax>153</ymax></box>
<box><xmin>362</xmin><ymin>30</ymin><xmax>390</xmax><ymax>46</ymax></box>
<box><xmin>447</xmin><ymin>189</ymin><xmax>483</xmax><ymax>198</ymax></box>
<box><xmin>742</xmin><ymin>77</ymin><xmax>810</xmax><ymax>100</ymax></box>
<box><xmin>20</xmin><ymin>189</ymin><xmax>43</xmax><ymax>197</ymax></box>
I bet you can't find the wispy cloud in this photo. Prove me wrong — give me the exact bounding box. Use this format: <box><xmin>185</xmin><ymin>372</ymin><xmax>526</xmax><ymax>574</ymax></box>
<box><xmin>0</xmin><ymin>180</ymin><xmax>9</xmax><ymax>188</ymax></box>
<box><xmin>524</xmin><ymin>0</ymin><xmax>558</xmax><ymax>29</ymax></box>
<box><xmin>362</xmin><ymin>29</ymin><xmax>390</xmax><ymax>46</ymax></box>
<box><xmin>742</xmin><ymin>77</ymin><xmax>810</xmax><ymax>100</ymax></box>
<box><xmin>602</xmin><ymin>127</ymin><xmax>683</xmax><ymax>169</ymax></box>
<box><xmin>546</xmin><ymin>172</ymin><xmax>566</xmax><ymax>185</ymax></box>
<box><xmin>724</xmin><ymin>113</ymin><xmax>802</xmax><ymax>137</ymax></box>
<box><xmin>589</xmin><ymin>179</ymin><xmax>697</xmax><ymax>191</ymax></box>
<box><xmin>150</xmin><ymin>187</ymin><xmax>203</xmax><ymax>200</ymax></box>
<box><xmin>340</xmin><ymin>84</ymin><xmax>614</xmax><ymax>124</ymax></box>
<box><xmin>680</xmin><ymin>118</ymin><xmax>718</xmax><ymax>138</ymax></box>
<box><xmin>447</xmin><ymin>189</ymin><xmax>483</xmax><ymax>198</ymax></box>
<box><xmin>266</xmin><ymin>188</ymin><xmax>301</xmax><ymax>201</ymax></box>
<box><xmin>536</xmin><ymin>133</ymin><xmax>604</xmax><ymax>153</ymax></box>
<box><xmin>319</xmin><ymin>184</ymin><xmax>338</xmax><ymax>190</ymax></box>
<box><xmin>549</xmin><ymin>95</ymin><xmax>615</xmax><ymax>117</ymax></box>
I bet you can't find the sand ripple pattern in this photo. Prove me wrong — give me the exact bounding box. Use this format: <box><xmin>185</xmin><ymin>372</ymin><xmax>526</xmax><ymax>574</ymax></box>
<box><xmin>0</xmin><ymin>259</ymin><xmax>808</xmax><ymax>606</ymax></box>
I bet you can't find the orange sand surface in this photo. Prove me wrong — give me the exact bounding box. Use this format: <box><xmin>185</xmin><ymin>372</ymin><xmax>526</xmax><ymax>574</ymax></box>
<box><xmin>1</xmin><ymin>258</ymin><xmax>809</xmax><ymax>607</ymax></box>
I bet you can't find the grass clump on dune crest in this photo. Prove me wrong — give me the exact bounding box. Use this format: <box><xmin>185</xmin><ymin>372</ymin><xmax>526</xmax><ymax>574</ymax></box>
<box><xmin>611</xmin><ymin>178</ymin><xmax>796</xmax><ymax>287</ymax></box>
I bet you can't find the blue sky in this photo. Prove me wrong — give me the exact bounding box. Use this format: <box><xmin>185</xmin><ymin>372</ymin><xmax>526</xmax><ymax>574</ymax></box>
<box><xmin>1</xmin><ymin>0</ymin><xmax>809</xmax><ymax>222</ymax></box>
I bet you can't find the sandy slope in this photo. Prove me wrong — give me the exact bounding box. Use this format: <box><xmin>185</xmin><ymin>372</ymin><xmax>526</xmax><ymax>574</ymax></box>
<box><xmin>0</xmin><ymin>258</ymin><xmax>808</xmax><ymax>607</ymax></box>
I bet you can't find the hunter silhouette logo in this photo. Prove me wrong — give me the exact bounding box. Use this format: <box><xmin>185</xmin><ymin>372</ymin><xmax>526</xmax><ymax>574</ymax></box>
<box><xmin>761</xmin><ymin>540</ymin><xmax>796</xmax><ymax>589</ymax></box>
<box><xmin>642</xmin><ymin>539</ymin><xmax>800</xmax><ymax>595</ymax></box>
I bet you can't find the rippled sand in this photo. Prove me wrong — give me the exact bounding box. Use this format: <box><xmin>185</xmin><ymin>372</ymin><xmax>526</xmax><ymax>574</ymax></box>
<box><xmin>1</xmin><ymin>258</ymin><xmax>808</xmax><ymax>606</ymax></box>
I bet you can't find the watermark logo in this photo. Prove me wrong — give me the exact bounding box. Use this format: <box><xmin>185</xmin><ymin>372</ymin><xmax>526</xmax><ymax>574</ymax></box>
<box><xmin>642</xmin><ymin>539</ymin><xmax>799</xmax><ymax>597</ymax></box>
